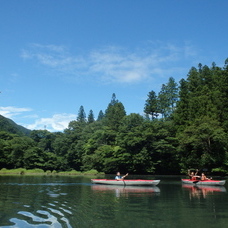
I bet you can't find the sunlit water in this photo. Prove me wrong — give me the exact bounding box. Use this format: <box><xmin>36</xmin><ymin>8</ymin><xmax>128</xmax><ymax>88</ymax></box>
<box><xmin>0</xmin><ymin>175</ymin><xmax>227</xmax><ymax>228</ymax></box>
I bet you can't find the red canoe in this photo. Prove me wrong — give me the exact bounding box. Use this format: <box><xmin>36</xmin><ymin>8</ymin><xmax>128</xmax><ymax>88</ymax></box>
<box><xmin>91</xmin><ymin>179</ymin><xmax>160</xmax><ymax>186</ymax></box>
<box><xmin>182</xmin><ymin>179</ymin><xmax>226</xmax><ymax>186</ymax></box>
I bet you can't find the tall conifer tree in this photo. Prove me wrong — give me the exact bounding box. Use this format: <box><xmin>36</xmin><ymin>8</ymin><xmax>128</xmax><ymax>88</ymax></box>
<box><xmin>105</xmin><ymin>93</ymin><xmax>126</xmax><ymax>130</ymax></box>
<box><xmin>88</xmin><ymin>110</ymin><xmax>95</xmax><ymax>123</ymax></box>
<box><xmin>77</xmin><ymin>105</ymin><xmax>86</xmax><ymax>123</ymax></box>
<box><xmin>144</xmin><ymin>90</ymin><xmax>159</xmax><ymax>120</ymax></box>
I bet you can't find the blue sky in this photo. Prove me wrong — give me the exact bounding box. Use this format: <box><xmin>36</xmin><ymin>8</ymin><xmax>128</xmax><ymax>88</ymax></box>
<box><xmin>0</xmin><ymin>0</ymin><xmax>228</xmax><ymax>132</ymax></box>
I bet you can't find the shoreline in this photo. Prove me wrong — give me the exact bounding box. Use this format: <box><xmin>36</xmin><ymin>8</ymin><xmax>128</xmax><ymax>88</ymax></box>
<box><xmin>0</xmin><ymin>168</ymin><xmax>104</xmax><ymax>176</ymax></box>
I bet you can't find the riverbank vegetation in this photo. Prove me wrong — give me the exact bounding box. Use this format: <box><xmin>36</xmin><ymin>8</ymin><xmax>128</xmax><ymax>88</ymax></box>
<box><xmin>1</xmin><ymin>59</ymin><xmax>228</xmax><ymax>175</ymax></box>
<box><xmin>0</xmin><ymin>168</ymin><xmax>103</xmax><ymax>176</ymax></box>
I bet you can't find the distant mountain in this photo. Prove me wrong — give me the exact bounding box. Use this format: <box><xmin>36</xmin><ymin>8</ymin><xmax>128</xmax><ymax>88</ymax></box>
<box><xmin>0</xmin><ymin>115</ymin><xmax>31</xmax><ymax>136</ymax></box>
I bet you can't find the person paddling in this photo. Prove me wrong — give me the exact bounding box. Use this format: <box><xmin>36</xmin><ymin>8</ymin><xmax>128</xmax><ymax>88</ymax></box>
<box><xmin>188</xmin><ymin>169</ymin><xmax>200</xmax><ymax>180</ymax></box>
<box><xmin>201</xmin><ymin>173</ymin><xmax>212</xmax><ymax>181</ymax></box>
<box><xmin>115</xmin><ymin>172</ymin><xmax>128</xmax><ymax>181</ymax></box>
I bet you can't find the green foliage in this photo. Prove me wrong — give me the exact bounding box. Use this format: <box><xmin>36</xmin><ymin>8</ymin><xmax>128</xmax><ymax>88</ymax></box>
<box><xmin>77</xmin><ymin>105</ymin><xmax>87</xmax><ymax>123</ymax></box>
<box><xmin>158</xmin><ymin>77</ymin><xmax>179</xmax><ymax>119</ymax></box>
<box><xmin>26</xmin><ymin>168</ymin><xmax>45</xmax><ymax>173</ymax></box>
<box><xmin>58</xmin><ymin>170</ymin><xmax>82</xmax><ymax>175</ymax></box>
<box><xmin>104</xmin><ymin>93</ymin><xmax>126</xmax><ymax>130</ymax></box>
<box><xmin>1</xmin><ymin>59</ymin><xmax>228</xmax><ymax>174</ymax></box>
<box><xmin>145</xmin><ymin>78</ymin><xmax>179</xmax><ymax>120</ymax></box>
<box><xmin>177</xmin><ymin>117</ymin><xmax>228</xmax><ymax>171</ymax></box>
<box><xmin>211</xmin><ymin>167</ymin><xmax>228</xmax><ymax>175</ymax></box>
<box><xmin>0</xmin><ymin>115</ymin><xmax>31</xmax><ymax>136</ymax></box>
<box><xmin>0</xmin><ymin>168</ymin><xmax>26</xmax><ymax>174</ymax></box>
<box><xmin>88</xmin><ymin>110</ymin><xmax>95</xmax><ymax>123</ymax></box>
<box><xmin>97</xmin><ymin>110</ymin><xmax>104</xmax><ymax>121</ymax></box>
<box><xmin>83</xmin><ymin>169</ymin><xmax>101</xmax><ymax>175</ymax></box>
<box><xmin>144</xmin><ymin>90</ymin><xmax>159</xmax><ymax>119</ymax></box>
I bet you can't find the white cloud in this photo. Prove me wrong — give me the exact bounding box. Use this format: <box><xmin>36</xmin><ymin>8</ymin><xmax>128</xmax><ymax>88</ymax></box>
<box><xmin>0</xmin><ymin>106</ymin><xmax>32</xmax><ymax>118</ymax></box>
<box><xmin>0</xmin><ymin>106</ymin><xmax>75</xmax><ymax>132</ymax></box>
<box><xmin>25</xmin><ymin>113</ymin><xmax>76</xmax><ymax>132</ymax></box>
<box><xmin>21</xmin><ymin>44</ymin><xmax>85</xmax><ymax>69</ymax></box>
<box><xmin>21</xmin><ymin>42</ymin><xmax>197</xmax><ymax>84</ymax></box>
<box><xmin>88</xmin><ymin>49</ymin><xmax>150</xmax><ymax>83</ymax></box>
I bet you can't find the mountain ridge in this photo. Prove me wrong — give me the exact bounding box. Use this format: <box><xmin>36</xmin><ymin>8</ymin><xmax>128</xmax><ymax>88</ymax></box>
<box><xmin>0</xmin><ymin>115</ymin><xmax>31</xmax><ymax>136</ymax></box>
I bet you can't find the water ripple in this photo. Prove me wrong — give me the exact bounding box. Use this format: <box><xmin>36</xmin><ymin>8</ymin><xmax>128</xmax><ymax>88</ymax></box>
<box><xmin>3</xmin><ymin>207</ymin><xmax>73</xmax><ymax>228</ymax></box>
<box><xmin>1</xmin><ymin>195</ymin><xmax>74</xmax><ymax>228</ymax></box>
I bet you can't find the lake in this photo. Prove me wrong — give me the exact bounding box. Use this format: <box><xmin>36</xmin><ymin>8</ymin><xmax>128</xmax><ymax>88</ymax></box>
<box><xmin>0</xmin><ymin>175</ymin><xmax>227</xmax><ymax>228</ymax></box>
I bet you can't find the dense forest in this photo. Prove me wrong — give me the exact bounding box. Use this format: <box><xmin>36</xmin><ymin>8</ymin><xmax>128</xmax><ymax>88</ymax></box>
<box><xmin>1</xmin><ymin>59</ymin><xmax>228</xmax><ymax>175</ymax></box>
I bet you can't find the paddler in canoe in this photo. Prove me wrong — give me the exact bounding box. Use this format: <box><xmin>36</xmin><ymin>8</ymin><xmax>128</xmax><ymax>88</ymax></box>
<box><xmin>201</xmin><ymin>172</ymin><xmax>212</xmax><ymax>180</ymax></box>
<box><xmin>115</xmin><ymin>172</ymin><xmax>129</xmax><ymax>181</ymax></box>
<box><xmin>188</xmin><ymin>169</ymin><xmax>200</xmax><ymax>180</ymax></box>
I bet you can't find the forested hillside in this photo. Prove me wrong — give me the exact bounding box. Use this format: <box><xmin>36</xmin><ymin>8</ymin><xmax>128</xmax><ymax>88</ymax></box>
<box><xmin>0</xmin><ymin>115</ymin><xmax>31</xmax><ymax>136</ymax></box>
<box><xmin>1</xmin><ymin>59</ymin><xmax>228</xmax><ymax>175</ymax></box>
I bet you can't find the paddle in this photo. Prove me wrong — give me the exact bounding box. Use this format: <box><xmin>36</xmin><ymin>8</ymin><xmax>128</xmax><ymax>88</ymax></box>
<box><xmin>122</xmin><ymin>173</ymin><xmax>128</xmax><ymax>186</ymax></box>
<box><xmin>122</xmin><ymin>173</ymin><xmax>129</xmax><ymax>180</ymax></box>
<box><xmin>193</xmin><ymin>176</ymin><xmax>201</xmax><ymax>184</ymax></box>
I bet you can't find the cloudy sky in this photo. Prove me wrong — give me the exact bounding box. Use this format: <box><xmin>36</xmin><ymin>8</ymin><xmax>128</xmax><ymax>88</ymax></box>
<box><xmin>1</xmin><ymin>0</ymin><xmax>228</xmax><ymax>131</ymax></box>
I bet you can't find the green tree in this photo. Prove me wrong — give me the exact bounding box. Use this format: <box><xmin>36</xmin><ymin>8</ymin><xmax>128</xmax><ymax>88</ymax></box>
<box><xmin>158</xmin><ymin>84</ymin><xmax>169</xmax><ymax>119</ymax></box>
<box><xmin>150</xmin><ymin>120</ymin><xmax>179</xmax><ymax>174</ymax></box>
<box><xmin>23</xmin><ymin>147</ymin><xmax>45</xmax><ymax>169</ymax></box>
<box><xmin>88</xmin><ymin>109</ymin><xmax>95</xmax><ymax>123</ymax></box>
<box><xmin>158</xmin><ymin>77</ymin><xmax>179</xmax><ymax>119</ymax></box>
<box><xmin>173</xmin><ymin>78</ymin><xmax>189</xmax><ymax>127</ymax></box>
<box><xmin>30</xmin><ymin>130</ymin><xmax>54</xmax><ymax>152</ymax></box>
<box><xmin>116</xmin><ymin>114</ymin><xmax>157</xmax><ymax>173</ymax></box>
<box><xmin>167</xmin><ymin>77</ymin><xmax>179</xmax><ymax>114</ymax></box>
<box><xmin>177</xmin><ymin>117</ymin><xmax>228</xmax><ymax>171</ymax></box>
<box><xmin>144</xmin><ymin>90</ymin><xmax>159</xmax><ymax>120</ymax></box>
<box><xmin>97</xmin><ymin>110</ymin><xmax>104</xmax><ymax>121</ymax></box>
<box><xmin>104</xmin><ymin>93</ymin><xmax>126</xmax><ymax>130</ymax></box>
<box><xmin>7</xmin><ymin>136</ymin><xmax>35</xmax><ymax>168</ymax></box>
<box><xmin>77</xmin><ymin>105</ymin><xmax>87</xmax><ymax>123</ymax></box>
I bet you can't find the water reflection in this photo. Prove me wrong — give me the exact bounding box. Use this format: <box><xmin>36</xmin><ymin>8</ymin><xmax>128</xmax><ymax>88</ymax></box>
<box><xmin>0</xmin><ymin>178</ymin><xmax>82</xmax><ymax>228</ymax></box>
<box><xmin>1</xmin><ymin>186</ymin><xmax>72</xmax><ymax>228</ymax></box>
<box><xmin>1</xmin><ymin>176</ymin><xmax>228</xmax><ymax>228</ymax></box>
<box><xmin>91</xmin><ymin>184</ymin><xmax>160</xmax><ymax>197</ymax></box>
<box><xmin>182</xmin><ymin>184</ymin><xmax>227</xmax><ymax>199</ymax></box>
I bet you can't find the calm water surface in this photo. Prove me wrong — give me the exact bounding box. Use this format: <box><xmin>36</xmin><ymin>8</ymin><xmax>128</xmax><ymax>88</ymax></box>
<box><xmin>0</xmin><ymin>175</ymin><xmax>227</xmax><ymax>228</ymax></box>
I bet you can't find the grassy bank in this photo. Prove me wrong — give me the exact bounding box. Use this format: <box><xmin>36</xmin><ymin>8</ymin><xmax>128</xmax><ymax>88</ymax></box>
<box><xmin>0</xmin><ymin>168</ymin><xmax>104</xmax><ymax>176</ymax></box>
